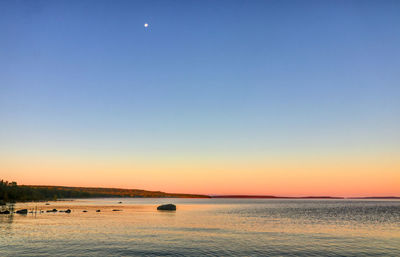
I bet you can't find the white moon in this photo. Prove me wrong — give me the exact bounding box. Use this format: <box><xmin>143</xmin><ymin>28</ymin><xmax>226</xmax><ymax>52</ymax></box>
<box><xmin>144</xmin><ymin>23</ymin><xmax>149</xmax><ymax>28</ymax></box>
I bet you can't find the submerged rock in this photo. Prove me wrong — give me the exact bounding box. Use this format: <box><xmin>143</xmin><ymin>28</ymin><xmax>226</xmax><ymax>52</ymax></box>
<box><xmin>157</xmin><ymin>204</ymin><xmax>176</xmax><ymax>211</ymax></box>
<box><xmin>16</xmin><ymin>209</ymin><xmax>28</xmax><ymax>214</ymax></box>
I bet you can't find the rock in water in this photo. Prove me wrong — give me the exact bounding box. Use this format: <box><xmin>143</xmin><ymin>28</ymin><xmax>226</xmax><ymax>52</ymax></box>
<box><xmin>16</xmin><ymin>209</ymin><xmax>28</xmax><ymax>214</ymax></box>
<box><xmin>96</xmin><ymin>210</ymin><xmax>101</xmax><ymax>212</ymax></box>
<box><xmin>157</xmin><ymin>204</ymin><xmax>176</xmax><ymax>211</ymax></box>
<box><xmin>0</xmin><ymin>210</ymin><xmax>10</xmax><ymax>214</ymax></box>
<box><xmin>65</xmin><ymin>209</ymin><xmax>71</xmax><ymax>213</ymax></box>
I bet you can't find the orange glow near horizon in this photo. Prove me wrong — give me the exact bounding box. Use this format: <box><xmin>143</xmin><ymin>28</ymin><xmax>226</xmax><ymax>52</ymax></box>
<box><xmin>1</xmin><ymin>152</ymin><xmax>399</xmax><ymax>197</ymax></box>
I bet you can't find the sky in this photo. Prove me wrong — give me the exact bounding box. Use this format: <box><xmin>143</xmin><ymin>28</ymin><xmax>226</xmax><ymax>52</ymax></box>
<box><xmin>0</xmin><ymin>0</ymin><xmax>399</xmax><ymax>196</ymax></box>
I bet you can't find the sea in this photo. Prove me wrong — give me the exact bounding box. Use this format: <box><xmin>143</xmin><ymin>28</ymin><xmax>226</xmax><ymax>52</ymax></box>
<box><xmin>0</xmin><ymin>198</ymin><xmax>399</xmax><ymax>256</ymax></box>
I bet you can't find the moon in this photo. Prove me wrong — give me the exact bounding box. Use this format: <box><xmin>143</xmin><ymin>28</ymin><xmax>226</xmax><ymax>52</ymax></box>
<box><xmin>144</xmin><ymin>23</ymin><xmax>149</xmax><ymax>28</ymax></box>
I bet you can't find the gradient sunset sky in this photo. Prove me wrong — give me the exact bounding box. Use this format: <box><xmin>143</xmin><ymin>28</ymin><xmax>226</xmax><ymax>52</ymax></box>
<box><xmin>1</xmin><ymin>0</ymin><xmax>399</xmax><ymax>196</ymax></box>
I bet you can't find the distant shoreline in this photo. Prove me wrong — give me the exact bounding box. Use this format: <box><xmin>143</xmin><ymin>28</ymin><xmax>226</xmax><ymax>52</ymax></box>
<box><xmin>0</xmin><ymin>180</ymin><xmax>210</xmax><ymax>204</ymax></box>
<box><xmin>210</xmin><ymin>195</ymin><xmax>343</xmax><ymax>199</ymax></box>
<box><xmin>23</xmin><ymin>185</ymin><xmax>211</xmax><ymax>199</ymax></box>
<box><xmin>210</xmin><ymin>195</ymin><xmax>400</xmax><ymax>199</ymax></box>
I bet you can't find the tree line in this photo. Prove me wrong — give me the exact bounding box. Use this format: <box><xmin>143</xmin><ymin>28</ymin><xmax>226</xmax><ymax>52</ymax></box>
<box><xmin>0</xmin><ymin>180</ymin><xmax>92</xmax><ymax>202</ymax></box>
<box><xmin>0</xmin><ymin>179</ymin><xmax>210</xmax><ymax>203</ymax></box>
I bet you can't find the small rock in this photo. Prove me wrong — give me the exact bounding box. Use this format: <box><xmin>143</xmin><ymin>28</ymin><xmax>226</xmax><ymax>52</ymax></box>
<box><xmin>47</xmin><ymin>209</ymin><xmax>57</xmax><ymax>213</ymax></box>
<box><xmin>0</xmin><ymin>210</ymin><xmax>10</xmax><ymax>214</ymax></box>
<box><xmin>65</xmin><ymin>209</ymin><xmax>71</xmax><ymax>213</ymax></box>
<box><xmin>157</xmin><ymin>204</ymin><xmax>176</xmax><ymax>211</ymax></box>
<box><xmin>82</xmin><ymin>210</ymin><xmax>88</xmax><ymax>212</ymax></box>
<box><xmin>96</xmin><ymin>210</ymin><xmax>101</xmax><ymax>212</ymax></box>
<box><xmin>112</xmin><ymin>209</ymin><xmax>122</xmax><ymax>211</ymax></box>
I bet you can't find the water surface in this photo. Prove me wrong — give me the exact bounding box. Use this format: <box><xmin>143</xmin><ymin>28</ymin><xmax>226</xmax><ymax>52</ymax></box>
<box><xmin>1</xmin><ymin>199</ymin><xmax>399</xmax><ymax>256</ymax></box>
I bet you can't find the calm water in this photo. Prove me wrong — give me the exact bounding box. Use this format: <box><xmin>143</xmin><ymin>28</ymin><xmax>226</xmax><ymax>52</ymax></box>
<box><xmin>1</xmin><ymin>199</ymin><xmax>399</xmax><ymax>256</ymax></box>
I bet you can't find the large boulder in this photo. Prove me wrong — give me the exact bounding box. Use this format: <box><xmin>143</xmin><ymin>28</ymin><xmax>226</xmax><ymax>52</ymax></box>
<box><xmin>16</xmin><ymin>209</ymin><xmax>28</xmax><ymax>214</ymax></box>
<box><xmin>157</xmin><ymin>204</ymin><xmax>176</xmax><ymax>211</ymax></box>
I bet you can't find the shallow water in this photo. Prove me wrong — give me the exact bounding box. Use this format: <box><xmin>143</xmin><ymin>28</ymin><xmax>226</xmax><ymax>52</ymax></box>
<box><xmin>1</xmin><ymin>199</ymin><xmax>399</xmax><ymax>256</ymax></box>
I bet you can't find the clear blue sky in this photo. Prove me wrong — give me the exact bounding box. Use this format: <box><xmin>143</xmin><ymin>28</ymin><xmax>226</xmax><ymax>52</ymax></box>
<box><xmin>0</xmin><ymin>1</ymin><xmax>399</xmax><ymax>194</ymax></box>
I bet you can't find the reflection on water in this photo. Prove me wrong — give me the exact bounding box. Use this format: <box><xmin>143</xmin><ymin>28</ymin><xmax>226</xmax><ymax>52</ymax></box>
<box><xmin>0</xmin><ymin>199</ymin><xmax>399</xmax><ymax>256</ymax></box>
